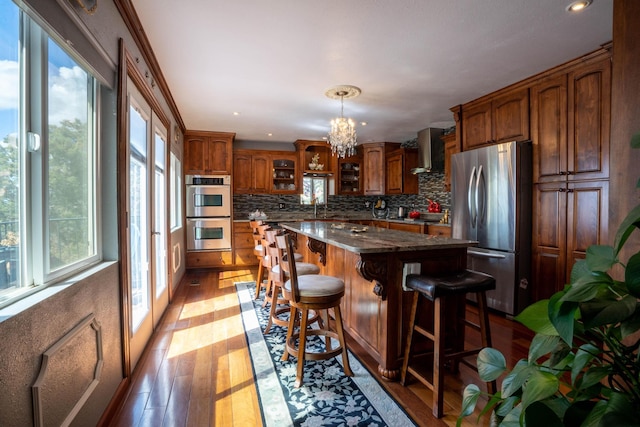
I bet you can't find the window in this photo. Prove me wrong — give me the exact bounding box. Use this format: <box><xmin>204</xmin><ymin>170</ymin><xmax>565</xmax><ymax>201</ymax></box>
<box><xmin>170</xmin><ymin>151</ymin><xmax>182</xmax><ymax>230</ymax></box>
<box><xmin>301</xmin><ymin>176</ymin><xmax>327</xmax><ymax>205</ymax></box>
<box><xmin>0</xmin><ymin>0</ymin><xmax>99</xmax><ymax>307</ymax></box>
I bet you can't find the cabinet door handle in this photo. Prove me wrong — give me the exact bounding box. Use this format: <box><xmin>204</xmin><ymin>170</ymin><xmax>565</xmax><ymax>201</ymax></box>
<box><xmin>559</xmin><ymin>188</ymin><xmax>566</xmax><ymax>192</ymax></box>
<box><xmin>566</xmin><ymin>170</ymin><xmax>574</xmax><ymax>175</ymax></box>
<box><xmin>559</xmin><ymin>171</ymin><xmax>566</xmax><ymax>175</ymax></box>
<box><xmin>567</xmin><ymin>189</ymin><xmax>574</xmax><ymax>193</ymax></box>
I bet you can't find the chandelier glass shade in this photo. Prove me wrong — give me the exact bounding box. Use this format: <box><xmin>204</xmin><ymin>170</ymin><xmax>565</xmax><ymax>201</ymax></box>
<box><xmin>326</xmin><ymin>85</ymin><xmax>361</xmax><ymax>158</ymax></box>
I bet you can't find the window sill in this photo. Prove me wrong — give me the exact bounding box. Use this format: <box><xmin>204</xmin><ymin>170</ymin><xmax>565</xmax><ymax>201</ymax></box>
<box><xmin>0</xmin><ymin>261</ymin><xmax>118</xmax><ymax>324</ymax></box>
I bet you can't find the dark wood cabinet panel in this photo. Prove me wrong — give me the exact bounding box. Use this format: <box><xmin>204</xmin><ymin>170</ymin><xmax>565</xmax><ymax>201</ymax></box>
<box><xmin>251</xmin><ymin>154</ymin><xmax>270</xmax><ymax>193</ymax></box>
<box><xmin>565</xmin><ymin>180</ymin><xmax>609</xmax><ymax>280</ymax></box>
<box><xmin>567</xmin><ymin>57</ymin><xmax>611</xmax><ymax>181</ymax></box>
<box><xmin>232</xmin><ymin>153</ymin><xmax>252</xmax><ymax>193</ymax></box>
<box><xmin>184</xmin><ymin>131</ymin><xmax>234</xmax><ymax>175</ymax></box>
<box><xmin>461</xmin><ymin>101</ymin><xmax>492</xmax><ymax>150</ymax></box>
<box><xmin>532</xmin><ymin>180</ymin><xmax>608</xmax><ymax>301</ymax></box>
<box><xmin>442</xmin><ymin>132</ymin><xmax>458</xmax><ymax>192</ymax></box>
<box><xmin>492</xmin><ymin>87</ymin><xmax>530</xmax><ymax>143</ymax></box>
<box><xmin>363</xmin><ymin>143</ymin><xmax>386</xmax><ymax>195</ymax></box>
<box><xmin>385</xmin><ymin>148</ymin><xmax>418</xmax><ymax>195</ymax></box>
<box><xmin>531</xmin><ymin>74</ymin><xmax>568</xmax><ymax>182</ymax></box>
<box><xmin>531</xmin><ymin>182</ymin><xmax>568</xmax><ymax>301</ymax></box>
<box><xmin>385</xmin><ymin>152</ymin><xmax>403</xmax><ymax>194</ymax></box>
<box><xmin>232</xmin><ymin>151</ymin><xmax>270</xmax><ymax>194</ymax></box>
<box><xmin>461</xmin><ymin>87</ymin><xmax>529</xmax><ymax>150</ymax></box>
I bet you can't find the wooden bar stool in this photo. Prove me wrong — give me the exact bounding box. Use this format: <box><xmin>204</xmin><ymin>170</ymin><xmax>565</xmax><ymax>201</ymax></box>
<box><xmin>263</xmin><ymin>230</ymin><xmax>320</xmax><ymax>334</ymax></box>
<box><xmin>400</xmin><ymin>270</ymin><xmax>496</xmax><ymax>418</ymax></box>
<box><xmin>276</xmin><ymin>233</ymin><xmax>352</xmax><ymax>388</ymax></box>
<box><xmin>250</xmin><ymin>220</ymin><xmax>268</xmax><ymax>299</ymax></box>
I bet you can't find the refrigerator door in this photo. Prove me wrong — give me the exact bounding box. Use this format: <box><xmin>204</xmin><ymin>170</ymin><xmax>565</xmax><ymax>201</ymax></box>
<box><xmin>451</xmin><ymin>149</ymin><xmax>478</xmax><ymax>241</ymax></box>
<box><xmin>476</xmin><ymin>141</ymin><xmax>517</xmax><ymax>252</ymax></box>
<box><xmin>467</xmin><ymin>247</ymin><xmax>518</xmax><ymax>315</ymax></box>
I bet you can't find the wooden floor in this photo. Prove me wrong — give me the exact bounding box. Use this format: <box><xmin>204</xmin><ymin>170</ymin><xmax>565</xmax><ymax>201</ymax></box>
<box><xmin>110</xmin><ymin>268</ymin><xmax>533</xmax><ymax>427</ymax></box>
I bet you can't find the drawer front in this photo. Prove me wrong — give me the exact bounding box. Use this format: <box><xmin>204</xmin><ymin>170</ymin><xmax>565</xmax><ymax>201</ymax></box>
<box><xmin>186</xmin><ymin>250</ymin><xmax>233</xmax><ymax>268</ymax></box>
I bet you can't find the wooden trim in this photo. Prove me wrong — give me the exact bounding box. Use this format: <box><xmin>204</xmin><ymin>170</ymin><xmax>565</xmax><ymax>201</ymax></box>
<box><xmin>116</xmin><ymin>38</ymin><xmax>132</xmax><ymax>379</ymax></box>
<box><xmin>113</xmin><ymin>0</ymin><xmax>185</xmax><ymax>133</ymax></box>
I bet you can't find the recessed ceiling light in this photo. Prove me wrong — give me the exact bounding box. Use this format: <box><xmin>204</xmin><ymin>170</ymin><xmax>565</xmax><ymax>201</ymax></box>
<box><xmin>566</xmin><ymin>1</ymin><xmax>592</xmax><ymax>12</ymax></box>
<box><xmin>233</xmin><ymin>111</ymin><xmax>240</xmax><ymax>116</ymax></box>
<box><xmin>267</xmin><ymin>133</ymin><xmax>273</xmax><ymax>137</ymax></box>
<box><xmin>361</xmin><ymin>122</ymin><xmax>367</xmax><ymax>126</ymax></box>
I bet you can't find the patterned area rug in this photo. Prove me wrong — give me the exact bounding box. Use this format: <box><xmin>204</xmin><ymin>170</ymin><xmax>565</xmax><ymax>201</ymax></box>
<box><xmin>235</xmin><ymin>282</ymin><xmax>416</xmax><ymax>427</ymax></box>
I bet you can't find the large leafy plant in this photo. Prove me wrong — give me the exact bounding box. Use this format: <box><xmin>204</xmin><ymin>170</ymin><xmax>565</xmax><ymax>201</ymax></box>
<box><xmin>458</xmin><ymin>133</ymin><xmax>640</xmax><ymax>427</ymax></box>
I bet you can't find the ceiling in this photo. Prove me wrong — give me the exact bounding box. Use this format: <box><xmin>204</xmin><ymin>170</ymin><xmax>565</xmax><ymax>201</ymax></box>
<box><xmin>130</xmin><ymin>0</ymin><xmax>612</xmax><ymax>146</ymax></box>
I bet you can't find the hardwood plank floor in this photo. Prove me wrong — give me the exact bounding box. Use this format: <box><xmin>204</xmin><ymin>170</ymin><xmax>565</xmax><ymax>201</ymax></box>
<box><xmin>110</xmin><ymin>268</ymin><xmax>533</xmax><ymax>427</ymax></box>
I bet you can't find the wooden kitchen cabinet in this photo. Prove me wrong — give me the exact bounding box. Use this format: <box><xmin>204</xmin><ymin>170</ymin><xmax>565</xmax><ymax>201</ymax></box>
<box><xmin>184</xmin><ymin>131</ymin><xmax>234</xmax><ymax>175</ymax></box>
<box><xmin>186</xmin><ymin>250</ymin><xmax>233</xmax><ymax>268</ymax></box>
<box><xmin>531</xmin><ymin>180</ymin><xmax>609</xmax><ymax>301</ymax></box>
<box><xmin>362</xmin><ymin>142</ymin><xmax>406</xmax><ymax>196</ymax></box>
<box><xmin>362</xmin><ymin>143</ymin><xmax>386</xmax><ymax>195</ymax></box>
<box><xmin>388</xmin><ymin>221</ymin><xmax>426</xmax><ymax>233</ymax></box>
<box><xmin>426</xmin><ymin>224</ymin><xmax>452</xmax><ymax>237</ymax></box>
<box><xmin>337</xmin><ymin>150</ymin><xmax>363</xmax><ymax>195</ymax></box>
<box><xmin>294</xmin><ymin>140</ymin><xmax>334</xmax><ymax>175</ymax></box>
<box><xmin>531</xmin><ymin>54</ymin><xmax>611</xmax><ymax>183</ymax></box>
<box><xmin>461</xmin><ymin>87</ymin><xmax>529</xmax><ymax>150</ymax></box>
<box><xmin>234</xmin><ymin>150</ymin><xmax>299</xmax><ymax>194</ymax></box>
<box><xmin>233</xmin><ymin>221</ymin><xmax>258</xmax><ymax>266</ymax></box>
<box><xmin>271</xmin><ymin>152</ymin><xmax>299</xmax><ymax>194</ymax></box>
<box><xmin>442</xmin><ymin>132</ymin><xmax>458</xmax><ymax>192</ymax></box>
<box><xmin>385</xmin><ymin>147</ymin><xmax>419</xmax><ymax>194</ymax></box>
<box><xmin>232</xmin><ymin>150</ymin><xmax>270</xmax><ymax>194</ymax></box>
<box><xmin>530</xmin><ymin>51</ymin><xmax>611</xmax><ymax>302</ymax></box>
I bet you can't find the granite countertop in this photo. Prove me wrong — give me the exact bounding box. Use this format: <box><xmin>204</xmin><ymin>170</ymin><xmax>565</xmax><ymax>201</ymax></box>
<box><xmin>279</xmin><ymin>221</ymin><xmax>473</xmax><ymax>254</ymax></box>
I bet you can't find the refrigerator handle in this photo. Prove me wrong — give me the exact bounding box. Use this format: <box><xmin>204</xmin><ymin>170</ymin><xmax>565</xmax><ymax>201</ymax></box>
<box><xmin>468</xmin><ymin>166</ymin><xmax>477</xmax><ymax>227</ymax></box>
<box><xmin>476</xmin><ymin>165</ymin><xmax>485</xmax><ymax>225</ymax></box>
<box><xmin>468</xmin><ymin>249</ymin><xmax>507</xmax><ymax>259</ymax></box>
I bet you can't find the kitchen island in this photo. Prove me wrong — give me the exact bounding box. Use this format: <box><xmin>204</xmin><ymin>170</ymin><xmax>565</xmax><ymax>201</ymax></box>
<box><xmin>279</xmin><ymin>221</ymin><xmax>477</xmax><ymax>380</ymax></box>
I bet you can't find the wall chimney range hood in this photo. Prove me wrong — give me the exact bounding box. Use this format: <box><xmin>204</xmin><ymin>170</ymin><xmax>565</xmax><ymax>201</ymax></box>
<box><xmin>411</xmin><ymin>127</ymin><xmax>445</xmax><ymax>174</ymax></box>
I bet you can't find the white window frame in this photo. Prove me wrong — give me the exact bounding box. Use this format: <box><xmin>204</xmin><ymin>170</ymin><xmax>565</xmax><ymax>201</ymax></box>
<box><xmin>0</xmin><ymin>1</ymin><xmax>101</xmax><ymax>308</ymax></box>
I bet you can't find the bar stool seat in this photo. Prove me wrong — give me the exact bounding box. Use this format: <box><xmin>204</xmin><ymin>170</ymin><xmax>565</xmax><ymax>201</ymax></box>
<box><xmin>277</xmin><ymin>233</ymin><xmax>352</xmax><ymax>388</ymax></box>
<box><xmin>400</xmin><ymin>270</ymin><xmax>496</xmax><ymax>418</ymax></box>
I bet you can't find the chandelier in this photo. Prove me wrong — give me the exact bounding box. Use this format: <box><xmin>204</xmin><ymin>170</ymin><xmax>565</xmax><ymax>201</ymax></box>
<box><xmin>325</xmin><ymin>85</ymin><xmax>361</xmax><ymax>158</ymax></box>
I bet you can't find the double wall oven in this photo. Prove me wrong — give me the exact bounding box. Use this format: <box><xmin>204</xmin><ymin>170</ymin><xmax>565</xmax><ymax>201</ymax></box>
<box><xmin>186</xmin><ymin>175</ymin><xmax>232</xmax><ymax>251</ymax></box>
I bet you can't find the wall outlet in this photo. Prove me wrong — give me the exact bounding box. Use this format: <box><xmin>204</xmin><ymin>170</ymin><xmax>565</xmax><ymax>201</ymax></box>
<box><xmin>279</xmin><ymin>203</ymin><xmax>285</xmax><ymax>210</ymax></box>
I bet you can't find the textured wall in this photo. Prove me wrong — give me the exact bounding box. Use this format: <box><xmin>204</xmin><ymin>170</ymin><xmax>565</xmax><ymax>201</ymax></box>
<box><xmin>0</xmin><ymin>263</ymin><xmax>122</xmax><ymax>427</ymax></box>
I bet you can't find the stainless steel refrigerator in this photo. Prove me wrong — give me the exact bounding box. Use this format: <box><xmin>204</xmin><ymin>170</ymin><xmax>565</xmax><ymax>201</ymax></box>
<box><xmin>451</xmin><ymin>140</ymin><xmax>532</xmax><ymax>316</ymax></box>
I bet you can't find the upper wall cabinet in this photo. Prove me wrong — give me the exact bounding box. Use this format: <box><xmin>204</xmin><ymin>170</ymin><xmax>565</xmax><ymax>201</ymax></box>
<box><xmin>531</xmin><ymin>53</ymin><xmax>611</xmax><ymax>183</ymax></box>
<box><xmin>461</xmin><ymin>87</ymin><xmax>530</xmax><ymax>150</ymax></box>
<box><xmin>385</xmin><ymin>147</ymin><xmax>419</xmax><ymax>195</ymax></box>
<box><xmin>362</xmin><ymin>142</ymin><xmax>388</xmax><ymax>195</ymax></box>
<box><xmin>233</xmin><ymin>150</ymin><xmax>299</xmax><ymax>194</ymax></box>
<box><xmin>442</xmin><ymin>132</ymin><xmax>459</xmax><ymax>192</ymax></box>
<box><xmin>232</xmin><ymin>150</ymin><xmax>271</xmax><ymax>194</ymax></box>
<box><xmin>184</xmin><ymin>131</ymin><xmax>234</xmax><ymax>175</ymax></box>
<box><xmin>294</xmin><ymin>140</ymin><xmax>334</xmax><ymax>175</ymax></box>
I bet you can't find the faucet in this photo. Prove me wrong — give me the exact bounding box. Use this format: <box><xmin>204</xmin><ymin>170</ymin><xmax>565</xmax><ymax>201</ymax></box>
<box><xmin>312</xmin><ymin>196</ymin><xmax>318</xmax><ymax>218</ymax></box>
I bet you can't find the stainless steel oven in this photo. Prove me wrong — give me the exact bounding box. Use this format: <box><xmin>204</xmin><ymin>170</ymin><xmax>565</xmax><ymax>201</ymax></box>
<box><xmin>186</xmin><ymin>174</ymin><xmax>232</xmax><ymax>251</ymax></box>
<box><xmin>186</xmin><ymin>174</ymin><xmax>231</xmax><ymax>218</ymax></box>
<box><xmin>186</xmin><ymin>218</ymin><xmax>232</xmax><ymax>251</ymax></box>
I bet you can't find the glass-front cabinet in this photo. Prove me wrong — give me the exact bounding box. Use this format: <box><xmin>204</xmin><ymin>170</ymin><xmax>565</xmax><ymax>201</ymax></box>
<box><xmin>271</xmin><ymin>152</ymin><xmax>298</xmax><ymax>194</ymax></box>
<box><xmin>337</xmin><ymin>150</ymin><xmax>363</xmax><ymax>195</ymax></box>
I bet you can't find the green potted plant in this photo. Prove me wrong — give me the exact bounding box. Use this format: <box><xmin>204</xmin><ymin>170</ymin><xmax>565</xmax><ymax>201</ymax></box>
<box><xmin>458</xmin><ymin>133</ymin><xmax>640</xmax><ymax>427</ymax></box>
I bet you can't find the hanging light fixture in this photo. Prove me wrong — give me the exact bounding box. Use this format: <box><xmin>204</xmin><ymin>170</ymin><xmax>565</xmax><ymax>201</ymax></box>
<box><xmin>325</xmin><ymin>85</ymin><xmax>361</xmax><ymax>158</ymax></box>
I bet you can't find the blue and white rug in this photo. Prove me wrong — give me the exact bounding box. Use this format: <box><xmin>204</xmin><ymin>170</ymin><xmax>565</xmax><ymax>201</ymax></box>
<box><xmin>236</xmin><ymin>282</ymin><xmax>417</xmax><ymax>427</ymax></box>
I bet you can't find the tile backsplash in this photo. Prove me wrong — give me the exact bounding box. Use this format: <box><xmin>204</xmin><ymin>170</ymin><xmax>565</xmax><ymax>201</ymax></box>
<box><xmin>233</xmin><ymin>172</ymin><xmax>451</xmax><ymax>219</ymax></box>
